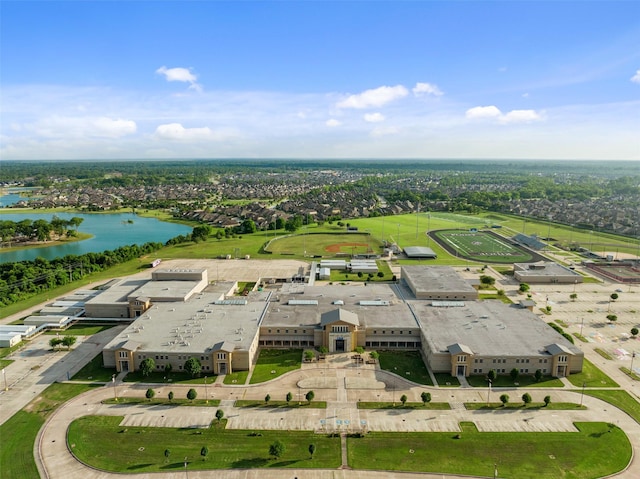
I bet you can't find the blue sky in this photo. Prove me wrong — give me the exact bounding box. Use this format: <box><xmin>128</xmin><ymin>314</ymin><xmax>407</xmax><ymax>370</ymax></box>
<box><xmin>1</xmin><ymin>1</ymin><xmax>639</xmax><ymax>161</ymax></box>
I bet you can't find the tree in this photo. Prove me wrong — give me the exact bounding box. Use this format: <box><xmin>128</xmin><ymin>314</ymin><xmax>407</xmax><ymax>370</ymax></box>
<box><xmin>487</xmin><ymin>369</ymin><xmax>497</xmax><ymax>382</ymax></box>
<box><xmin>522</xmin><ymin>393</ymin><xmax>532</xmax><ymax>405</ymax></box>
<box><xmin>305</xmin><ymin>390</ymin><xmax>315</xmax><ymax>404</ymax></box>
<box><xmin>308</xmin><ymin>443</ymin><xmax>316</xmax><ymax>459</ymax></box>
<box><xmin>632</xmin><ymin>328</ymin><xmax>639</xmax><ymax>337</ymax></box>
<box><xmin>534</xmin><ymin>369</ymin><xmax>543</xmax><ymax>382</ymax></box>
<box><xmin>500</xmin><ymin>394</ymin><xmax>509</xmax><ymax>406</ymax></box>
<box><xmin>168</xmin><ymin>391</ymin><xmax>174</xmax><ymax>402</ymax></box>
<box><xmin>304</xmin><ymin>350</ymin><xmax>315</xmax><ymax>361</ymax></box>
<box><xmin>140</xmin><ymin>358</ymin><xmax>155</xmax><ymax>377</ymax></box>
<box><xmin>49</xmin><ymin>337</ymin><xmax>62</xmax><ymax>351</ymax></box>
<box><xmin>519</xmin><ymin>283</ymin><xmax>530</xmax><ymax>293</ymax></box>
<box><xmin>354</xmin><ymin>346</ymin><xmax>364</xmax><ymax>354</ymax></box>
<box><xmin>215</xmin><ymin>409</ymin><xmax>224</xmax><ymax>421</ymax></box>
<box><xmin>191</xmin><ymin>225</ymin><xmax>211</xmax><ymax>243</ymax></box>
<box><xmin>269</xmin><ymin>440</ymin><xmax>285</xmax><ymax>459</ymax></box>
<box><xmin>570</xmin><ymin>293</ymin><xmax>578</xmax><ymax>302</ymax></box>
<box><xmin>146</xmin><ymin>388</ymin><xmax>155</xmax><ymax>401</ymax></box>
<box><xmin>187</xmin><ymin>388</ymin><xmax>197</xmax><ymax>401</ymax></box>
<box><xmin>510</xmin><ymin>368</ymin><xmax>519</xmax><ymax>381</ymax></box>
<box><xmin>421</xmin><ymin>391</ymin><xmax>431</xmax><ymax>405</ymax></box>
<box><xmin>610</xmin><ymin>293</ymin><xmax>619</xmax><ymax>301</ymax></box>
<box><xmin>543</xmin><ymin>395</ymin><xmax>551</xmax><ymax>407</ymax></box>
<box><xmin>369</xmin><ymin>351</ymin><xmax>379</xmax><ymax>362</ymax></box>
<box><xmin>480</xmin><ymin>275</ymin><xmax>495</xmax><ymax>286</ymax></box>
<box><xmin>164</xmin><ymin>449</ymin><xmax>171</xmax><ymax>463</ymax></box>
<box><xmin>377</xmin><ymin>271</ymin><xmax>384</xmax><ymax>278</ymax></box>
<box><xmin>265</xmin><ymin>394</ymin><xmax>271</xmax><ymax>404</ymax></box>
<box><xmin>400</xmin><ymin>394</ymin><xmax>408</xmax><ymax>406</ymax></box>
<box><xmin>164</xmin><ymin>363</ymin><xmax>173</xmax><ymax>375</ymax></box>
<box><xmin>184</xmin><ymin>357</ymin><xmax>202</xmax><ymax>377</ymax></box>
<box><xmin>286</xmin><ymin>392</ymin><xmax>292</xmax><ymax>404</ymax></box>
<box><xmin>61</xmin><ymin>335</ymin><xmax>77</xmax><ymax>351</ymax></box>
<box><xmin>200</xmin><ymin>446</ymin><xmax>208</xmax><ymax>461</ymax></box>
<box><xmin>607</xmin><ymin>314</ymin><xmax>618</xmax><ymax>324</ymax></box>
<box><xmin>545</xmin><ymin>305</ymin><xmax>552</xmax><ymax>313</ymax></box>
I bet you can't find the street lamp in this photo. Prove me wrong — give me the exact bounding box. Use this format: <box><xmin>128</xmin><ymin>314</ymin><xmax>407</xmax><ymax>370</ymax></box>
<box><xmin>631</xmin><ymin>352</ymin><xmax>636</xmax><ymax>375</ymax></box>
<box><xmin>580</xmin><ymin>382</ymin><xmax>586</xmax><ymax>407</ymax></box>
<box><xmin>204</xmin><ymin>376</ymin><xmax>208</xmax><ymax>404</ymax></box>
<box><xmin>486</xmin><ymin>379</ymin><xmax>492</xmax><ymax>406</ymax></box>
<box><xmin>184</xmin><ymin>457</ymin><xmax>188</xmax><ymax>479</ymax></box>
<box><xmin>112</xmin><ymin>374</ymin><xmax>117</xmax><ymax>401</ymax></box>
<box><xmin>580</xmin><ymin>317</ymin><xmax>585</xmax><ymax>337</ymax></box>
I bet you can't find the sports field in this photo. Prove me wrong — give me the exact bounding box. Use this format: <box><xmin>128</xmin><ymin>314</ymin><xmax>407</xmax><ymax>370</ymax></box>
<box><xmin>264</xmin><ymin>232</ymin><xmax>381</xmax><ymax>257</ymax></box>
<box><xmin>432</xmin><ymin>229</ymin><xmax>541</xmax><ymax>263</ymax></box>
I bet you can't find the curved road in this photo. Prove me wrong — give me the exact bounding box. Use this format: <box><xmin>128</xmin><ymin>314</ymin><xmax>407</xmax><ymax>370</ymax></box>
<box><xmin>36</xmin><ymin>358</ymin><xmax>640</xmax><ymax>479</ymax></box>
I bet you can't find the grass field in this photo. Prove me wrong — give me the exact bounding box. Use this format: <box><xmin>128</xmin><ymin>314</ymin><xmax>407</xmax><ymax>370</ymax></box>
<box><xmin>249</xmin><ymin>348</ymin><xmax>302</xmax><ymax>384</ymax></box>
<box><xmin>264</xmin><ymin>232</ymin><xmax>381</xmax><ymax>256</ymax></box>
<box><xmin>567</xmin><ymin>358</ymin><xmax>620</xmax><ymax>388</ymax></box>
<box><xmin>432</xmin><ymin>229</ymin><xmax>537</xmax><ymax>263</ymax></box>
<box><xmin>0</xmin><ymin>383</ymin><xmax>100</xmax><ymax>479</ymax></box>
<box><xmin>582</xmin><ymin>390</ymin><xmax>640</xmax><ymax>423</ymax></box>
<box><xmin>377</xmin><ymin>350</ymin><xmax>433</xmax><ymax>385</ymax></box>
<box><xmin>347</xmin><ymin>422</ymin><xmax>630</xmax><ymax>479</ymax></box>
<box><xmin>466</xmin><ymin>374</ymin><xmax>564</xmax><ymax>388</ymax></box>
<box><xmin>68</xmin><ymin>415</ymin><xmax>342</xmax><ymax>472</ymax></box>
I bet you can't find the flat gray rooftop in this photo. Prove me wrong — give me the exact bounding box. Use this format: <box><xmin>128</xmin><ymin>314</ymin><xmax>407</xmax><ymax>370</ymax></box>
<box><xmin>410</xmin><ymin>300</ymin><xmax>581</xmax><ymax>357</ymax></box>
<box><xmin>402</xmin><ymin>265</ymin><xmax>477</xmax><ymax>295</ymax></box>
<box><xmin>104</xmin><ymin>290</ymin><xmax>272</xmax><ymax>355</ymax></box>
<box><xmin>264</xmin><ymin>283</ymin><xmax>417</xmax><ymax>329</ymax></box>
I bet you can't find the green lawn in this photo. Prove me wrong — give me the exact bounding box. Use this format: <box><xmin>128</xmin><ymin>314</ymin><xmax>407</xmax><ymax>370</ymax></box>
<box><xmin>583</xmin><ymin>390</ymin><xmax>640</xmax><ymax>424</ymax></box>
<box><xmin>223</xmin><ymin>370</ymin><xmax>250</xmax><ymax>385</ymax></box>
<box><xmin>234</xmin><ymin>400</ymin><xmax>326</xmax><ymax>409</ymax></box>
<box><xmin>249</xmin><ymin>349</ymin><xmax>302</xmax><ymax>384</ymax></box>
<box><xmin>567</xmin><ymin>358</ymin><xmax>619</xmax><ymax>388</ymax></box>
<box><xmin>68</xmin><ymin>415</ymin><xmax>342</xmax><ymax>472</ymax></box>
<box><xmin>102</xmin><ymin>397</ymin><xmax>221</xmax><ymax>407</ymax></box>
<box><xmin>357</xmin><ymin>402</ymin><xmax>450</xmax><ymax>410</ymax></box>
<box><xmin>0</xmin><ymin>383</ymin><xmax>100</xmax><ymax>479</ymax></box>
<box><xmin>464</xmin><ymin>402</ymin><xmax>585</xmax><ymax>411</ymax></box>
<box><xmin>434</xmin><ymin>373</ymin><xmax>460</xmax><ymax>386</ymax></box>
<box><xmin>347</xmin><ymin>422</ymin><xmax>631</xmax><ymax>479</ymax></box>
<box><xmin>377</xmin><ymin>350</ymin><xmax>433</xmax><ymax>385</ymax></box>
<box><xmin>466</xmin><ymin>374</ymin><xmax>564</xmax><ymax>388</ymax></box>
<box><xmin>71</xmin><ymin>352</ymin><xmax>116</xmax><ymax>382</ymax></box>
<box><xmin>45</xmin><ymin>324</ymin><xmax>115</xmax><ymax>336</ymax></box>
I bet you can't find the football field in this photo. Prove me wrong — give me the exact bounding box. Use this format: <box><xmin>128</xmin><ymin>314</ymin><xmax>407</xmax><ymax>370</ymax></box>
<box><xmin>432</xmin><ymin>229</ymin><xmax>539</xmax><ymax>263</ymax></box>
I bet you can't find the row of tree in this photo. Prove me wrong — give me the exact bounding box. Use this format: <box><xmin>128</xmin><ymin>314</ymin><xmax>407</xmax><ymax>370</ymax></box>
<box><xmin>0</xmin><ymin>241</ymin><xmax>165</xmax><ymax>307</ymax></box>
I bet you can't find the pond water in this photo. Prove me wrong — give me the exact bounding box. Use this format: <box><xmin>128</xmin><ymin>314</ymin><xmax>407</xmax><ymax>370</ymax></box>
<box><xmin>0</xmin><ymin>212</ymin><xmax>193</xmax><ymax>263</ymax></box>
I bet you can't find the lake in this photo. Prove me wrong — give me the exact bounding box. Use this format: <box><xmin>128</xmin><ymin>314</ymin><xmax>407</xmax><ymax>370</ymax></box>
<box><xmin>0</xmin><ymin>212</ymin><xmax>193</xmax><ymax>263</ymax></box>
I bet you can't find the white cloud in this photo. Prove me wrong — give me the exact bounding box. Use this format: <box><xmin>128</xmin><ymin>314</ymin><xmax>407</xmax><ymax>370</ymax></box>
<box><xmin>363</xmin><ymin>112</ymin><xmax>385</xmax><ymax>123</ymax></box>
<box><xmin>412</xmin><ymin>82</ymin><xmax>443</xmax><ymax>97</ymax></box>
<box><xmin>631</xmin><ymin>69</ymin><xmax>640</xmax><ymax>84</ymax></box>
<box><xmin>465</xmin><ymin>106</ymin><xmax>542</xmax><ymax>124</ymax></box>
<box><xmin>156</xmin><ymin>66</ymin><xmax>202</xmax><ymax>91</ymax></box>
<box><xmin>28</xmin><ymin>116</ymin><xmax>136</xmax><ymax>138</ymax></box>
<box><xmin>500</xmin><ymin>109</ymin><xmax>542</xmax><ymax>124</ymax></box>
<box><xmin>465</xmin><ymin>105</ymin><xmax>502</xmax><ymax>120</ymax></box>
<box><xmin>326</xmin><ymin>118</ymin><xmax>341</xmax><ymax>127</ymax></box>
<box><xmin>155</xmin><ymin>123</ymin><xmax>217</xmax><ymax>141</ymax></box>
<box><xmin>336</xmin><ymin>85</ymin><xmax>408</xmax><ymax>109</ymax></box>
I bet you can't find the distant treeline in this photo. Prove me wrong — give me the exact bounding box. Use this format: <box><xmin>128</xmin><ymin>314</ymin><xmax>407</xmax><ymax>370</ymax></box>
<box><xmin>0</xmin><ymin>233</ymin><xmax>196</xmax><ymax>307</ymax></box>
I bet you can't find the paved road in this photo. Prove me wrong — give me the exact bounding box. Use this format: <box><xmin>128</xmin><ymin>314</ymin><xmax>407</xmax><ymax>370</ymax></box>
<box><xmin>35</xmin><ymin>356</ymin><xmax>640</xmax><ymax>479</ymax></box>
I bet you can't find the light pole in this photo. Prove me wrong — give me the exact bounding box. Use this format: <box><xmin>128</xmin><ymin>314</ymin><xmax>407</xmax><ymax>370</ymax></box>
<box><xmin>494</xmin><ymin>463</ymin><xmax>498</xmax><ymax>479</ymax></box>
<box><xmin>427</xmin><ymin>213</ymin><xmax>431</xmax><ymax>246</ymax></box>
<box><xmin>184</xmin><ymin>456</ymin><xmax>188</xmax><ymax>479</ymax></box>
<box><xmin>486</xmin><ymin>379</ymin><xmax>492</xmax><ymax>406</ymax></box>
<box><xmin>2</xmin><ymin>368</ymin><xmax>7</xmax><ymax>391</ymax></box>
<box><xmin>580</xmin><ymin>382</ymin><xmax>586</xmax><ymax>407</ymax></box>
<box><xmin>204</xmin><ymin>376</ymin><xmax>208</xmax><ymax>404</ymax></box>
<box><xmin>112</xmin><ymin>374</ymin><xmax>118</xmax><ymax>401</ymax></box>
<box><xmin>631</xmin><ymin>352</ymin><xmax>636</xmax><ymax>375</ymax></box>
<box><xmin>397</xmin><ymin>224</ymin><xmax>400</xmax><ymax>247</ymax></box>
<box><xmin>580</xmin><ymin>317</ymin><xmax>585</xmax><ymax>337</ymax></box>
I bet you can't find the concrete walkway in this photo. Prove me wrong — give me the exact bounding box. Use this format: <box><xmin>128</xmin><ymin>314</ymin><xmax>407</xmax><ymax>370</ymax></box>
<box><xmin>35</xmin><ymin>358</ymin><xmax>640</xmax><ymax>479</ymax></box>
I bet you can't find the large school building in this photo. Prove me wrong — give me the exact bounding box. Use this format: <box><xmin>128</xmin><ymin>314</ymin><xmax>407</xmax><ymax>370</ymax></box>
<box><xmin>101</xmin><ymin>265</ymin><xmax>583</xmax><ymax>378</ymax></box>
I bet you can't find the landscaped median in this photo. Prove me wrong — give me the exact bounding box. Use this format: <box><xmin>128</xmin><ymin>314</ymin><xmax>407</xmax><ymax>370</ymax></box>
<box><xmin>347</xmin><ymin>422</ymin><xmax>631</xmax><ymax>479</ymax></box>
<box><xmin>65</xmin><ymin>417</ymin><xmax>631</xmax><ymax>478</ymax></box>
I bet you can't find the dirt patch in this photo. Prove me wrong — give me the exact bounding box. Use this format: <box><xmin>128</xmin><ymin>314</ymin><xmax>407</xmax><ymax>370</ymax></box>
<box><xmin>325</xmin><ymin>242</ymin><xmax>368</xmax><ymax>253</ymax></box>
